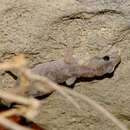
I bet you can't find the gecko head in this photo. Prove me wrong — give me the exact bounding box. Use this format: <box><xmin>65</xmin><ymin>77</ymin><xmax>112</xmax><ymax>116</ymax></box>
<box><xmin>86</xmin><ymin>51</ymin><xmax>121</xmax><ymax>76</ymax></box>
<box><xmin>101</xmin><ymin>53</ymin><xmax>121</xmax><ymax>73</ymax></box>
<box><xmin>77</xmin><ymin>50</ymin><xmax>121</xmax><ymax>77</ymax></box>
<box><xmin>95</xmin><ymin>51</ymin><xmax>121</xmax><ymax>76</ymax></box>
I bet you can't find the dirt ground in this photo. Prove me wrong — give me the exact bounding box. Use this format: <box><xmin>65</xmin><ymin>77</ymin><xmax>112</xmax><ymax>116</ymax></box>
<box><xmin>0</xmin><ymin>0</ymin><xmax>130</xmax><ymax>130</ymax></box>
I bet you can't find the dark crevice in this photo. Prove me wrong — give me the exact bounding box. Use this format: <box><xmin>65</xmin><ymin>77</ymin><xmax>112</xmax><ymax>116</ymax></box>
<box><xmin>60</xmin><ymin>72</ymin><xmax>115</xmax><ymax>89</ymax></box>
<box><xmin>54</xmin><ymin>9</ymin><xmax>124</xmax><ymax>23</ymax></box>
<box><xmin>111</xmin><ymin>27</ymin><xmax>130</xmax><ymax>47</ymax></box>
<box><xmin>3</xmin><ymin>70</ymin><xmax>18</xmax><ymax>80</ymax></box>
<box><xmin>117</xmin><ymin>114</ymin><xmax>130</xmax><ymax>121</ymax></box>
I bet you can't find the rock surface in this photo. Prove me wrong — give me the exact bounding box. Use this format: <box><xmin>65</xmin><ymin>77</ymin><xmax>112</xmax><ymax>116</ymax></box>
<box><xmin>0</xmin><ymin>0</ymin><xmax>130</xmax><ymax>130</ymax></box>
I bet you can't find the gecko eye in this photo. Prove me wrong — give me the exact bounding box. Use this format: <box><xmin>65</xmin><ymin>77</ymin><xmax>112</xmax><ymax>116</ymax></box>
<box><xmin>103</xmin><ymin>55</ymin><xmax>110</xmax><ymax>61</ymax></box>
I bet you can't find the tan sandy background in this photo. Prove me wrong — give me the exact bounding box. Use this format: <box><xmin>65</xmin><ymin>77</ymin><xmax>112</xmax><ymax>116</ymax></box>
<box><xmin>0</xmin><ymin>0</ymin><xmax>130</xmax><ymax>130</ymax></box>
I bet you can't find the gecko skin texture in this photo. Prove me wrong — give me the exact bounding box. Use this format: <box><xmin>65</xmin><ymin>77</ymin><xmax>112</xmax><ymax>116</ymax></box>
<box><xmin>31</xmin><ymin>51</ymin><xmax>121</xmax><ymax>87</ymax></box>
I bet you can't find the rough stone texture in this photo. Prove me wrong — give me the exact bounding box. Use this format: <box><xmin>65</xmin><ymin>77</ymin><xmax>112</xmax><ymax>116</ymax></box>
<box><xmin>0</xmin><ymin>0</ymin><xmax>130</xmax><ymax>130</ymax></box>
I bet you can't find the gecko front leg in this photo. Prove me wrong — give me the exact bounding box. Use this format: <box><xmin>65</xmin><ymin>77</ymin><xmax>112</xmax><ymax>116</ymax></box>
<box><xmin>63</xmin><ymin>47</ymin><xmax>78</xmax><ymax>85</ymax></box>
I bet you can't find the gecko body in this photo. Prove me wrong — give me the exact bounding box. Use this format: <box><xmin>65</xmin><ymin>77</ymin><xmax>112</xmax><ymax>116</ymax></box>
<box><xmin>31</xmin><ymin>52</ymin><xmax>120</xmax><ymax>86</ymax></box>
<box><xmin>5</xmin><ymin>49</ymin><xmax>121</xmax><ymax>97</ymax></box>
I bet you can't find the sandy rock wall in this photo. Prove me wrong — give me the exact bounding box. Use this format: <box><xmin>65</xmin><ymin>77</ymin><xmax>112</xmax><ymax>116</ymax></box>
<box><xmin>0</xmin><ymin>0</ymin><xmax>130</xmax><ymax>130</ymax></box>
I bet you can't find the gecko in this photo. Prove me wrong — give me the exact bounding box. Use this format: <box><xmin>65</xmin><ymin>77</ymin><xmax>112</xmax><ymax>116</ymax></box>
<box><xmin>5</xmin><ymin>48</ymin><xmax>121</xmax><ymax>97</ymax></box>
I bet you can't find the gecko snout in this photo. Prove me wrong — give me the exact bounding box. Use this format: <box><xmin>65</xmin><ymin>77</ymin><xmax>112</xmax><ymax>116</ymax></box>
<box><xmin>102</xmin><ymin>54</ymin><xmax>121</xmax><ymax>74</ymax></box>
